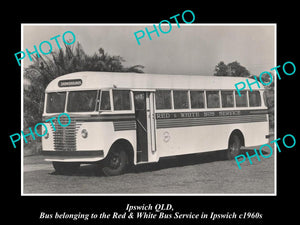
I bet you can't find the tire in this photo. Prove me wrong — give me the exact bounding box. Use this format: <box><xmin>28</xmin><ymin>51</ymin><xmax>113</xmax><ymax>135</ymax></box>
<box><xmin>227</xmin><ymin>134</ymin><xmax>242</xmax><ymax>160</ymax></box>
<box><xmin>52</xmin><ymin>162</ymin><xmax>80</xmax><ymax>174</ymax></box>
<box><xmin>102</xmin><ymin>148</ymin><xmax>129</xmax><ymax>176</ymax></box>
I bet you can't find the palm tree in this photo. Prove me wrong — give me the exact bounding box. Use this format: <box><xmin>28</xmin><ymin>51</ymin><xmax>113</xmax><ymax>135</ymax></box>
<box><xmin>24</xmin><ymin>42</ymin><xmax>144</xmax><ymax>128</ymax></box>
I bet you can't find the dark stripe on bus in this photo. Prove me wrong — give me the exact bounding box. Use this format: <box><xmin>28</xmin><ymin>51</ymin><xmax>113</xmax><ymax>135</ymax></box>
<box><xmin>113</xmin><ymin>121</ymin><xmax>137</xmax><ymax>131</ymax></box>
<box><xmin>43</xmin><ymin>114</ymin><xmax>135</xmax><ymax>122</ymax></box>
<box><xmin>42</xmin><ymin>109</ymin><xmax>268</xmax><ymax>130</ymax></box>
<box><xmin>155</xmin><ymin>109</ymin><xmax>268</xmax><ymax>129</ymax></box>
<box><xmin>155</xmin><ymin>109</ymin><xmax>268</xmax><ymax>120</ymax></box>
<box><xmin>156</xmin><ymin>114</ymin><xmax>267</xmax><ymax>129</ymax></box>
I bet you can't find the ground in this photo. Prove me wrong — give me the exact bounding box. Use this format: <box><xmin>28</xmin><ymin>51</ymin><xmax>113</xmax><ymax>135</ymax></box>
<box><xmin>23</xmin><ymin>142</ymin><xmax>275</xmax><ymax>194</ymax></box>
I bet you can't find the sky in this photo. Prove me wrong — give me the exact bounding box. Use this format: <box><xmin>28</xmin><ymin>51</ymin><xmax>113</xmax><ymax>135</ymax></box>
<box><xmin>22</xmin><ymin>24</ymin><xmax>275</xmax><ymax>76</ymax></box>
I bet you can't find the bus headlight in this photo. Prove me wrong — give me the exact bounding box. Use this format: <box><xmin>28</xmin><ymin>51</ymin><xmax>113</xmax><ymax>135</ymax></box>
<box><xmin>81</xmin><ymin>129</ymin><xmax>88</xmax><ymax>138</ymax></box>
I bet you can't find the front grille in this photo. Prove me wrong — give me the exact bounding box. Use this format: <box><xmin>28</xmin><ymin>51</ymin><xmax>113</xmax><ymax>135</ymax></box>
<box><xmin>51</xmin><ymin>117</ymin><xmax>78</xmax><ymax>151</ymax></box>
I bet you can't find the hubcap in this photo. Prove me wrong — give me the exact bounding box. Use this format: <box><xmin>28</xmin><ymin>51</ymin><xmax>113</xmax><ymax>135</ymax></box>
<box><xmin>110</xmin><ymin>152</ymin><xmax>121</xmax><ymax>169</ymax></box>
<box><xmin>230</xmin><ymin>142</ymin><xmax>239</xmax><ymax>155</ymax></box>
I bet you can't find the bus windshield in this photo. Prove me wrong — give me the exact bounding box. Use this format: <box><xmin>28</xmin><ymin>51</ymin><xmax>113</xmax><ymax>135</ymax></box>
<box><xmin>67</xmin><ymin>90</ymin><xmax>98</xmax><ymax>112</ymax></box>
<box><xmin>46</xmin><ymin>90</ymin><xmax>98</xmax><ymax>113</ymax></box>
<box><xmin>46</xmin><ymin>92</ymin><xmax>66</xmax><ymax>113</ymax></box>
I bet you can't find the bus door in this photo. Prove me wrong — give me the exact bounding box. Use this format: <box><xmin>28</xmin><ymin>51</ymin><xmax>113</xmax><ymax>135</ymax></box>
<box><xmin>133</xmin><ymin>91</ymin><xmax>158</xmax><ymax>163</ymax></box>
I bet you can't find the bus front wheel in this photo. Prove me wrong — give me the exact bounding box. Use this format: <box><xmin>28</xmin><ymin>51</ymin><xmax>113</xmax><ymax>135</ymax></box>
<box><xmin>227</xmin><ymin>134</ymin><xmax>242</xmax><ymax>160</ymax></box>
<box><xmin>102</xmin><ymin>148</ymin><xmax>129</xmax><ymax>176</ymax></box>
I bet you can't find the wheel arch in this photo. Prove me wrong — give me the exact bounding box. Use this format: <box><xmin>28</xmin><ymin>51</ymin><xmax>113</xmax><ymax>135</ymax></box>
<box><xmin>228</xmin><ymin>129</ymin><xmax>245</xmax><ymax>147</ymax></box>
<box><xmin>108</xmin><ymin>138</ymin><xmax>134</xmax><ymax>164</ymax></box>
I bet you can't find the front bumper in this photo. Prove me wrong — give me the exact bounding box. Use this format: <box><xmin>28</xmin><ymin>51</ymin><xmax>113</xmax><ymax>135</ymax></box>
<box><xmin>41</xmin><ymin>150</ymin><xmax>104</xmax><ymax>162</ymax></box>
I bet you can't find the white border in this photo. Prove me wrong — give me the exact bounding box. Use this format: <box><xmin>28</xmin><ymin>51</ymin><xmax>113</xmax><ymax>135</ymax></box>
<box><xmin>21</xmin><ymin>23</ymin><xmax>24</xmax><ymax>195</ymax></box>
<box><xmin>21</xmin><ymin>23</ymin><xmax>277</xmax><ymax>196</ymax></box>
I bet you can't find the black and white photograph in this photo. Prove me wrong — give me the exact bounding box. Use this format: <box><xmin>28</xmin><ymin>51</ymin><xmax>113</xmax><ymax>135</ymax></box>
<box><xmin>5</xmin><ymin>4</ymin><xmax>298</xmax><ymax>225</ymax></box>
<box><xmin>21</xmin><ymin>24</ymin><xmax>276</xmax><ymax>195</ymax></box>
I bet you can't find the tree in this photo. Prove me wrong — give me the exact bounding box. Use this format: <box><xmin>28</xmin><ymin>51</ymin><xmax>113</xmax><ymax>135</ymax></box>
<box><xmin>213</xmin><ymin>60</ymin><xmax>274</xmax><ymax>130</ymax></box>
<box><xmin>249</xmin><ymin>73</ymin><xmax>274</xmax><ymax>88</ymax></box>
<box><xmin>249</xmin><ymin>73</ymin><xmax>274</xmax><ymax>130</ymax></box>
<box><xmin>214</xmin><ymin>61</ymin><xmax>228</xmax><ymax>76</ymax></box>
<box><xmin>227</xmin><ymin>61</ymin><xmax>250</xmax><ymax>77</ymax></box>
<box><xmin>213</xmin><ymin>61</ymin><xmax>250</xmax><ymax>77</ymax></box>
<box><xmin>24</xmin><ymin>42</ymin><xmax>144</xmax><ymax>128</ymax></box>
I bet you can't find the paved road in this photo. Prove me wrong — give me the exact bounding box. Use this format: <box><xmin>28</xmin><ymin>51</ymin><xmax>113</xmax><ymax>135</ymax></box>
<box><xmin>23</xmin><ymin>145</ymin><xmax>275</xmax><ymax>195</ymax></box>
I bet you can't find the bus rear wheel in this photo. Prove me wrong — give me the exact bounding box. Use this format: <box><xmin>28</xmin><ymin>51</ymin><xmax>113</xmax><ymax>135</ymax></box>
<box><xmin>227</xmin><ymin>134</ymin><xmax>242</xmax><ymax>160</ymax></box>
<box><xmin>102</xmin><ymin>148</ymin><xmax>129</xmax><ymax>176</ymax></box>
<box><xmin>52</xmin><ymin>162</ymin><xmax>80</xmax><ymax>174</ymax></box>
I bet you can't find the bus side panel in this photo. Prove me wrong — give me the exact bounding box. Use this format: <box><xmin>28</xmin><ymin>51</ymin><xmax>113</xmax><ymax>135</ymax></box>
<box><xmin>76</xmin><ymin>122</ymin><xmax>114</xmax><ymax>154</ymax></box>
<box><xmin>156</xmin><ymin>121</ymin><xmax>269</xmax><ymax>158</ymax></box>
<box><xmin>241</xmin><ymin>121</ymin><xmax>269</xmax><ymax>147</ymax></box>
<box><xmin>156</xmin><ymin>125</ymin><xmax>229</xmax><ymax>157</ymax></box>
<box><xmin>64</xmin><ymin>121</ymin><xmax>137</xmax><ymax>159</ymax></box>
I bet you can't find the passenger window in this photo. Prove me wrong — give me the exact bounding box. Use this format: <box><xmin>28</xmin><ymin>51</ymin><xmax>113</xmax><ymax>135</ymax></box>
<box><xmin>155</xmin><ymin>90</ymin><xmax>172</xmax><ymax>109</ymax></box>
<box><xmin>113</xmin><ymin>90</ymin><xmax>131</xmax><ymax>110</ymax></box>
<box><xmin>100</xmin><ymin>91</ymin><xmax>111</xmax><ymax>110</ymax></box>
<box><xmin>190</xmin><ymin>91</ymin><xmax>205</xmax><ymax>109</ymax></box>
<box><xmin>221</xmin><ymin>91</ymin><xmax>234</xmax><ymax>108</ymax></box>
<box><xmin>235</xmin><ymin>91</ymin><xmax>248</xmax><ymax>107</ymax></box>
<box><xmin>206</xmin><ymin>91</ymin><xmax>220</xmax><ymax>108</ymax></box>
<box><xmin>173</xmin><ymin>90</ymin><xmax>189</xmax><ymax>109</ymax></box>
<box><xmin>249</xmin><ymin>91</ymin><xmax>261</xmax><ymax>107</ymax></box>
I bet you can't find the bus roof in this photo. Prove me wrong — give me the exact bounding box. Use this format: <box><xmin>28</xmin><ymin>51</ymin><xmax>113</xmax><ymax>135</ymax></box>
<box><xmin>45</xmin><ymin>71</ymin><xmax>263</xmax><ymax>92</ymax></box>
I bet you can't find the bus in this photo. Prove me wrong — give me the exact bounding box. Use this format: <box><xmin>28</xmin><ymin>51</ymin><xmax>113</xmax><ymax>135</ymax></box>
<box><xmin>41</xmin><ymin>71</ymin><xmax>269</xmax><ymax>175</ymax></box>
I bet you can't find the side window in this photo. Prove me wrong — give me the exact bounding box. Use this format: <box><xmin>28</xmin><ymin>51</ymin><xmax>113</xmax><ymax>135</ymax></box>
<box><xmin>173</xmin><ymin>90</ymin><xmax>189</xmax><ymax>109</ymax></box>
<box><xmin>249</xmin><ymin>91</ymin><xmax>261</xmax><ymax>107</ymax></box>
<box><xmin>206</xmin><ymin>91</ymin><xmax>220</xmax><ymax>108</ymax></box>
<box><xmin>155</xmin><ymin>90</ymin><xmax>172</xmax><ymax>109</ymax></box>
<box><xmin>235</xmin><ymin>90</ymin><xmax>248</xmax><ymax>107</ymax></box>
<box><xmin>113</xmin><ymin>90</ymin><xmax>131</xmax><ymax>110</ymax></box>
<box><xmin>190</xmin><ymin>91</ymin><xmax>205</xmax><ymax>109</ymax></box>
<box><xmin>100</xmin><ymin>91</ymin><xmax>111</xmax><ymax>110</ymax></box>
<box><xmin>221</xmin><ymin>91</ymin><xmax>234</xmax><ymax>108</ymax></box>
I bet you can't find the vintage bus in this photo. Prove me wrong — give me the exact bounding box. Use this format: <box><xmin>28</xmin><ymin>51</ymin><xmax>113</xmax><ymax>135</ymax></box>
<box><xmin>42</xmin><ymin>72</ymin><xmax>269</xmax><ymax>175</ymax></box>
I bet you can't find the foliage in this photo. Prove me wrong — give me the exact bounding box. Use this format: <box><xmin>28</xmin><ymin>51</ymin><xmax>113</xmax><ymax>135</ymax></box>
<box><xmin>249</xmin><ymin>73</ymin><xmax>275</xmax><ymax>130</ymax></box>
<box><xmin>24</xmin><ymin>42</ymin><xmax>144</xmax><ymax>128</ymax></box>
<box><xmin>214</xmin><ymin>61</ymin><xmax>274</xmax><ymax>130</ymax></box>
<box><xmin>213</xmin><ymin>61</ymin><xmax>228</xmax><ymax>76</ymax></box>
<box><xmin>214</xmin><ymin>61</ymin><xmax>250</xmax><ymax>77</ymax></box>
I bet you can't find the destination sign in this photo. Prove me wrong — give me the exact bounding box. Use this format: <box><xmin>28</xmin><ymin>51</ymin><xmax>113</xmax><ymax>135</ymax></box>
<box><xmin>58</xmin><ymin>79</ymin><xmax>82</xmax><ymax>87</ymax></box>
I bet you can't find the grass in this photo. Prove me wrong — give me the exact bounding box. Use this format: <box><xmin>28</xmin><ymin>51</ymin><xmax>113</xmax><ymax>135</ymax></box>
<box><xmin>24</xmin><ymin>140</ymin><xmax>42</xmax><ymax>156</ymax></box>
